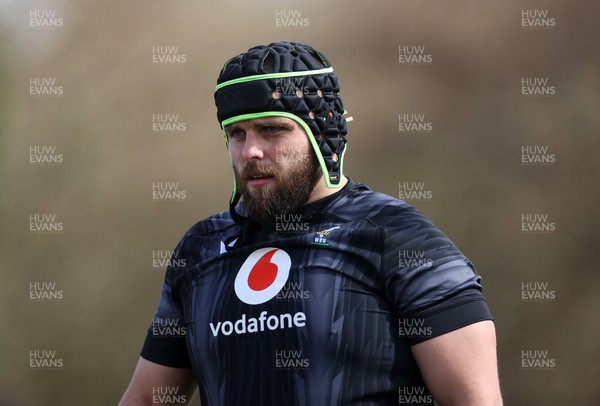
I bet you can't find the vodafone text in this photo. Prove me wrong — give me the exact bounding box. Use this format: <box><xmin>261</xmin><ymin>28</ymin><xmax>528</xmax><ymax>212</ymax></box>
<box><xmin>210</xmin><ymin>311</ymin><xmax>306</xmax><ymax>337</ymax></box>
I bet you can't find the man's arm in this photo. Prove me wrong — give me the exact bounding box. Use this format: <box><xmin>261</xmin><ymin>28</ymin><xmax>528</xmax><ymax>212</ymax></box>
<box><xmin>411</xmin><ymin>320</ymin><xmax>503</xmax><ymax>406</ymax></box>
<box><xmin>119</xmin><ymin>357</ymin><xmax>197</xmax><ymax>406</ymax></box>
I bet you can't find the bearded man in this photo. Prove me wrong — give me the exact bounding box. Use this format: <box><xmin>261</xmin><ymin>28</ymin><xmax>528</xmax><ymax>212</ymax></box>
<box><xmin>120</xmin><ymin>41</ymin><xmax>503</xmax><ymax>406</ymax></box>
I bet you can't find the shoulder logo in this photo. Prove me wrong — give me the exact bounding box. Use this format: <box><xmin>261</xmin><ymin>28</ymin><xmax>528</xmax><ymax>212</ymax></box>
<box><xmin>310</xmin><ymin>226</ymin><xmax>340</xmax><ymax>247</ymax></box>
<box><xmin>234</xmin><ymin>247</ymin><xmax>291</xmax><ymax>305</ymax></box>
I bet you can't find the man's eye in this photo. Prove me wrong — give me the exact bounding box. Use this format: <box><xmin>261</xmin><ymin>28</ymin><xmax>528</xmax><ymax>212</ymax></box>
<box><xmin>264</xmin><ymin>126</ymin><xmax>281</xmax><ymax>134</ymax></box>
<box><xmin>229</xmin><ymin>129</ymin><xmax>245</xmax><ymax>138</ymax></box>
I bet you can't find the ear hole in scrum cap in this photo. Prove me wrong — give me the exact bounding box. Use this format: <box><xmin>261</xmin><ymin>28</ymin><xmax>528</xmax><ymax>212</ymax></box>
<box><xmin>262</xmin><ymin>51</ymin><xmax>275</xmax><ymax>73</ymax></box>
<box><xmin>303</xmin><ymin>47</ymin><xmax>330</xmax><ymax>68</ymax></box>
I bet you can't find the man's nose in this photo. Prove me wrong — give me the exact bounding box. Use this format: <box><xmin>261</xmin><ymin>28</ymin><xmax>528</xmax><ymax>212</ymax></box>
<box><xmin>241</xmin><ymin>132</ymin><xmax>265</xmax><ymax>161</ymax></box>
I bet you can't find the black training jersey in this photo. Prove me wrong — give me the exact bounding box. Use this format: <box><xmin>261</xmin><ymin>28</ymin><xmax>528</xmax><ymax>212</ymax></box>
<box><xmin>141</xmin><ymin>181</ymin><xmax>492</xmax><ymax>406</ymax></box>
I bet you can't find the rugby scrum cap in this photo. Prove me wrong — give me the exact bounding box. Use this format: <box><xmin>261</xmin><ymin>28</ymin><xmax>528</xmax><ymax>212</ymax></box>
<box><xmin>214</xmin><ymin>41</ymin><xmax>351</xmax><ymax>205</ymax></box>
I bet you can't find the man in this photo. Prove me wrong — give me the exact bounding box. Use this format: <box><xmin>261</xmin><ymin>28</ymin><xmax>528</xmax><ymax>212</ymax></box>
<box><xmin>120</xmin><ymin>41</ymin><xmax>503</xmax><ymax>405</ymax></box>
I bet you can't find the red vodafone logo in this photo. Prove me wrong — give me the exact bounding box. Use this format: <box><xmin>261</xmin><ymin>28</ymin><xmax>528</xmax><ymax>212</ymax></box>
<box><xmin>234</xmin><ymin>247</ymin><xmax>291</xmax><ymax>305</ymax></box>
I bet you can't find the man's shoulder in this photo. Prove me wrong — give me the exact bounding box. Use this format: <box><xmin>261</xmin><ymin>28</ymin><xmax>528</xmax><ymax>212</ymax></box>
<box><xmin>349</xmin><ymin>184</ymin><xmax>464</xmax><ymax>259</ymax></box>
<box><xmin>168</xmin><ymin>210</ymin><xmax>239</xmax><ymax>264</ymax></box>
<box><xmin>180</xmin><ymin>210</ymin><xmax>238</xmax><ymax>243</ymax></box>
<box><xmin>336</xmin><ymin>182</ymin><xmax>451</xmax><ymax>244</ymax></box>
<box><xmin>336</xmin><ymin>182</ymin><xmax>422</xmax><ymax>224</ymax></box>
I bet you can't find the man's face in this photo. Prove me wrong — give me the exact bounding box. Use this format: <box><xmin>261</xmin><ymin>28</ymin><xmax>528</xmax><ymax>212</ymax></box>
<box><xmin>225</xmin><ymin>116</ymin><xmax>322</xmax><ymax>224</ymax></box>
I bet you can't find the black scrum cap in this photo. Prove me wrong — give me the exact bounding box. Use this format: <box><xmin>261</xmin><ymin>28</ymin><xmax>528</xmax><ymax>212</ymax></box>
<box><xmin>215</xmin><ymin>41</ymin><xmax>351</xmax><ymax>205</ymax></box>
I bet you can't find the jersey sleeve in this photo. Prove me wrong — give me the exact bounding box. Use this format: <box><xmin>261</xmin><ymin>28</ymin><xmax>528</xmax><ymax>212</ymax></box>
<box><xmin>382</xmin><ymin>204</ymin><xmax>493</xmax><ymax>346</ymax></box>
<box><xmin>140</xmin><ymin>242</ymin><xmax>191</xmax><ymax>368</ymax></box>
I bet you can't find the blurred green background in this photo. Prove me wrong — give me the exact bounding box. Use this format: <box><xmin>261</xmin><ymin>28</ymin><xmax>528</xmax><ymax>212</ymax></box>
<box><xmin>1</xmin><ymin>0</ymin><xmax>599</xmax><ymax>404</ymax></box>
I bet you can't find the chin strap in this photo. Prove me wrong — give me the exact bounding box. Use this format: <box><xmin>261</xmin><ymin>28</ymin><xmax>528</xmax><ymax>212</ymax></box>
<box><xmin>228</xmin><ymin>191</ymin><xmax>246</xmax><ymax>226</ymax></box>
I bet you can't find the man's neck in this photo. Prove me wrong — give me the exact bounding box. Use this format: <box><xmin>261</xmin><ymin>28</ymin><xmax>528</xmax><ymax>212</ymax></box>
<box><xmin>306</xmin><ymin>175</ymin><xmax>349</xmax><ymax>204</ymax></box>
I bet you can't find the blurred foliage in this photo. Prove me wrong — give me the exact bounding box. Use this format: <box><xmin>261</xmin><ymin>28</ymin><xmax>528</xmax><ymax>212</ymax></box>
<box><xmin>0</xmin><ymin>0</ymin><xmax>598</xmax><ymax>404</ymax></box>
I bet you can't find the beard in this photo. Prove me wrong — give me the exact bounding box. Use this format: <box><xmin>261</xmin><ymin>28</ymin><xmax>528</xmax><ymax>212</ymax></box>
<box><xmin>234</xmin><ymin>150</ymin><xmax>322</xmax><ymax>225</ymax></box>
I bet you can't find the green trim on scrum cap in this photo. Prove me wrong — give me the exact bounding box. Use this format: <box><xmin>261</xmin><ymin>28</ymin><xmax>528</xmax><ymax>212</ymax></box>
<box><xmin>343</xmin><ymin>110</ymin><xmax>354</xmax><ymax>122</ymax></box>
<box><xmin>215</xmin><ymin>67</ymin><xmax>334</xmax><ymax>91</ymax></box>
<box><xmin>221</xmin><ymin>111</ymin><xmax>344</xmax><ymax>193</ymax></box>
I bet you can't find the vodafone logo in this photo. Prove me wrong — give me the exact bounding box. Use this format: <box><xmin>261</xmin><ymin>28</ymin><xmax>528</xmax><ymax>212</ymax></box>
<box><xmin>234</xmin><ymin>247</ymin><xmax>291</xmax><ymax>305</ymax></box>
<box><xmin>210</xmin><ymin>248</ymin><xmax>304</xmax><ymax>337</ymax></box>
